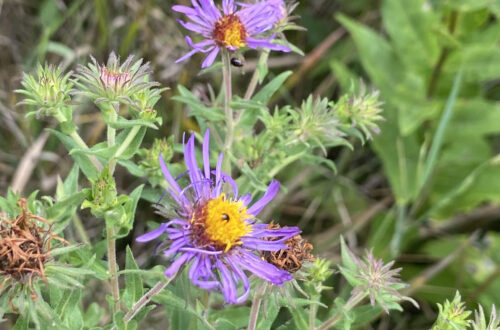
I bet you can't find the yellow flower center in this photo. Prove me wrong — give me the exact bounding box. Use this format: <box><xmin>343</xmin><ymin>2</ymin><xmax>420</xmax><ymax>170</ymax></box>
<box><xmin>212</xmin><ymin>14</ymin><xmax>247</xmax><ymax>48</ymax></box>
<box><xmin>191</xmin><ymin>194</ymin><xmax>252</xmax><ymax>252</ymax></box>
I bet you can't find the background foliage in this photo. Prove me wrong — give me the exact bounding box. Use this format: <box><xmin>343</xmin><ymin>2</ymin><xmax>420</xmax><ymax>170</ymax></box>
<box><xmin>1</xmin><ymin>0</ymin><xmax>500</xmax><ymax>328</ymax></box>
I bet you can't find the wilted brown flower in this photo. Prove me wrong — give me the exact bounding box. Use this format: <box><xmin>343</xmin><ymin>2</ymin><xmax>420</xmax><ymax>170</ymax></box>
<box><xmin>262</xmin><ymin>222</ymin><xmax>314</xmax><ymax>273</ymax></box>
<box><xmin>0</xmin><ymin>198</ymin><xmax>67</xmax><ymax>301</ymax></box>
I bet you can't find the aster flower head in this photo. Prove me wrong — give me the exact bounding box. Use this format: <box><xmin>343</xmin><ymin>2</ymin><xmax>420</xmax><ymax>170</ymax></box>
<box><xmin>75</xmin><ymin>52</ymin><xmax>160</xmax><ymax>106</ymax></box>
<box><xmin>137</xmin><ymin>129</ymin><xmax>301</xmax><ymax>304</ymax></box>
<box><xmin>173</xmin><ymin>0</ymin><xmax>291</xmax><ymax>68</ymax></box>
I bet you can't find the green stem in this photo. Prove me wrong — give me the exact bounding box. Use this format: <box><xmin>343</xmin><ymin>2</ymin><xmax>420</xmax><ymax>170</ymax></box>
<box><xmin>106</xmin><ymin>224</ymin><xmax>120</xmax><ymax>314</ymax></box>
<box><xmin>110</xmin><ymin>125</ymin><xmax>141</xmax><ymax>171</ymax></box>
<box><xmin>316</xmin><ymin>291</ymin><xmax>366</xmax><ymax>330</ymax></box>
<box><xmin>68</xmin><ymin>130</ymin><xmax>103</xmax><ymax>171</ymax></box>
<box><xmin>222</xmin><ymin>50</ymin><xmax>233</xmax><ymax>174</ymax></box>
<box><xmin>309</xmin><ymin>294</ymin><xmax>319</xmax><ymax>329</ymax></box>
<box><xmin>107</xmin><ymin>108</ymin><xmax>117</xmax><ymax>174</ymax></box>
<box><xmin>244</xmin><ymin>50</ymin><xmax>269</xmax><ymax>100</ymax></box>
<box><xmin>248</xmin><ymin>282</ymin><xmax>268</xmax><ymax>330</ymax></box>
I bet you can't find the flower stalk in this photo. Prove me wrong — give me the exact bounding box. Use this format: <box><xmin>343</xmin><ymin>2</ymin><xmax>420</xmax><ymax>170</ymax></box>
<box><xmin>316</xmin><ymin>291</ymin><xmax>366</xmax><ymax>330</ymax></box>
<box><xmin>248</xmin><ymin>282</ymin><xmax>268</xmax><ymax>330</ymax></box>
<box><xmin>222</xmin><ymin>50</ymin><xmax>233</xmax><ymax>174</ymax></box>
<box><xmin>122</xmin><ymin>278</ymin><xmax>173</xmax><ymax>325</ymax></box>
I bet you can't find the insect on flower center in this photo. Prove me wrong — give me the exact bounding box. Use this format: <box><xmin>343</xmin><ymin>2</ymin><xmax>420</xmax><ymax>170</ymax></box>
<box><xmin>212</xmin><ymin>14</ymin><xmax>247</xmax><ymax>48</ymax></box>
<box><xmin>192</xmin><ymin>194</ymin><xmax>252</xmax><ymax>251</ymax></box>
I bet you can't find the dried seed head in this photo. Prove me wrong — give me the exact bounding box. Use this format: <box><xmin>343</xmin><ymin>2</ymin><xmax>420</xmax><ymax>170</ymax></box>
<box><xmin>262</xmin><ymin>222</ymin><xmax>314</xmax><ymax>273</ymax></box>
<box><xmin>0</xmin><ymin>198</ymin><xmax>67</xmax><ymax>299</ymax></box>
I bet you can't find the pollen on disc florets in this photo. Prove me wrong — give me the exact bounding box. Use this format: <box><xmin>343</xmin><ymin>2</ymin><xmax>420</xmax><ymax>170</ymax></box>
<box><xmin>212</xmin><ymin>14</ymin><xmax>247</xmax><ymax>48</ymax></box>
<box><xmin>191</xmin><ymin>194</ymin><xmax>252</xmax><ymax>252</ymax></box>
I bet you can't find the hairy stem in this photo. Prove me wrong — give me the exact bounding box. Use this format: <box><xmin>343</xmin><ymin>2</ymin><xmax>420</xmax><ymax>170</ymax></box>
<box><xmin>248</xmin><ymin>282</ymin><xmax>268</xmax><ymax>330</ymax></box>
<box><xmin>106</xmin><ymin>224</ymin><xmax>120</xmax><ymax>314</ymax></box>
<box><xmin>316</xmin><ymin>291</ymin><xmax>366</xmax><ymax>330</ymax></box>
<box><xmin>309</xmin><ymin>294</ymin><xmax>319</xmax><ymax>329</ymax></box>
<box><xmin>107</xmin><ymin>106</ymin><xmax>118</xmax><ymax>174</ymax></box>
<box><xmin>222</xmin><ymin>50</ymin><xmax>233</xmax><ymax>174</ymax></box>
<box><xmin>122</xmin><ymin>279</ymin><xmax>173</xmax><ymax>324</ymax></box>
<box><xmin>68</xmin><ymin>130</ymin><xmax>103</xmax><ymax>171</ymax></box>
<box><xmin>244</xmin><ymin>50</ymin><xmax>269</xmax><ymax>100</ymax></box>
<box><xmin>109</xmin><ymin>125</ymin><xmax>141</xmax><ymax>171</ymax></box>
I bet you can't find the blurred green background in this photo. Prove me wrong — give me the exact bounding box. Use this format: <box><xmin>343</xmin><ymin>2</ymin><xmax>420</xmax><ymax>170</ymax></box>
<box><xmin>1</xmin><ymin>0</ymin><xmax>500</xmax><ymax>328</ymax></box>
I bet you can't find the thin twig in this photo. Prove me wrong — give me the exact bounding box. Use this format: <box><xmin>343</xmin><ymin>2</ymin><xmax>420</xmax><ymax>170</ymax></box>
<box><xmin>121</xmin><ymin>279</ymin><xmax>173</xmax><ymax>325</ymax></box>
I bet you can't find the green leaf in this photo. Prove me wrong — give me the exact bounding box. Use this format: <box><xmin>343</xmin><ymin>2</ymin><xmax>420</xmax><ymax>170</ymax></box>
<box><xmin>210</xmin><ymin>307</ymin><xmax>251</xmax><ymax>329</ymax></box>
<box><xmin>419</xmin><ymin>70</ymin><xmax>463</xmax><ymax>192</ymax></box>
<box><xmin>337</xmin><ymin>14</ymin><xmax>434</xmax><ymax>135</ymax></box>
<box><xmin>123</xmin><ymin>246</ymin><xmax>144</xmax><ymax>310</ymax></box>
<box><xmin>173</xmin><ymin>85</ymin><xmax>225</xmax><ymax>122</ymax></box>
<box><xmin>253</xmin><ymin>71</ymin><xmax>292</xmax><ymax>104</ymax></box>
<box><xmin>446</xmin><ymin>44</ymin><xmax>500</xmax><ymax>81</ymax></box>
<box><xmin>48</xmin><ymin>129</ymin><xmax>99</xmax><ymax>180</ymax></box>
<box><xmin>382</xmin><ymin>0</ymin><xmax>439</xmax><ymax>72</ymax></box>
<box><xmin>340</xmin><ymin>236</ymin><xmax>358</xmax><ymax>272</ymax></box>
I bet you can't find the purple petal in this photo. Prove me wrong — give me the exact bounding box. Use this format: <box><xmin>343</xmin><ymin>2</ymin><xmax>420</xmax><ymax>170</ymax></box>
<box><xmin>189</xmin><ymin>256</ymin><xmax>220</xmax><ymax>290</ymax></box>
<box><xmin>164</xmin><ymin>252</ymin><xmax>194</xmax><ymax>278</ymax></box>
<box><xmin>221</xmin><ymin>172</ymin><xmax>238</xmax><ymax>198</ymax></box>
<box><xmin>225</xmin><ymin>256</ymin><xmax>250</xmax><ymax>303</ymax></box>
<box><xmin>239</xmin><ymin>193</ymin><xmax>252</xmax><ymax>206</ymax></box>
<box><xmin>177</xmin><ymin>19</ymin><xmax>206</xmax><ymax>33</ymax></box>
<box><xmin>202</xmin><ymin>129</ymin><xmax>211</xmax><ymax>179</ymax></box>
<box><xmin>172</xmin><ymin>5</ymin><xmax>198</xmax><ymax>16</ymax></box>
<box><xmin>136</xmin><ymin>223</ymin><xmax>168</xmax><ymax>242</ymax></box>
<box><xmin>247</xmin><ymin>180</ymin><xmax>280</xmax><ymax>216</ymax></box>
<box><xmin>236</xmin><ymin>250</ymin><xmax>292</xmax><ymax>285</ymax></box>
<box><xmin>213</xmin><ymin>153</ymin><xmax>224</xmax><ymax>197</ymax></box>
<box><xmin>250</xmin><ymin>225</ymin><xmax>301</xmax><ymax>239</ymax></box>
<box><xmin>164</xmin><ymin>238</ymin><xmax>189</xmax><ymax>257</ymax></box>
<box><xmin>159</xmin><ymin>154</ymin><xmax>183</xmax><ymax>196</ymax></box>
<box><xmin>201</xmin><ymin>47</ymin><xmax>220</xmax><ymax>68</ymax></box>
<box><xmin>216</xmin><ymin>259</ymin><xmax>237</xmax><ymax>303</ymax></box>
<box><xmin>247</xmin><ymin>37</ymin><xmax>290</xmax><ymax>52</ymax></box>
<box><xmin>184</xmin><ymin>133</ymin><xmax>202</xmax><ymax>197</ymax></box>
<box><xmin>180</xmin><ymin>247</ymin><xmax>223</xmax><ymax>255</ymax></box>
<box><xmin>240</xmin><ymin>237</ymin><xmax>289</xmax><ymax>251</ymax></box>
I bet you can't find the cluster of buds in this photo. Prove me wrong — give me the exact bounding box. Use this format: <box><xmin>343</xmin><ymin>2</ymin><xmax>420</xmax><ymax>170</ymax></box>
<box><xmin>431</xmin><ymin>292</ymin><xmax>472</xmax><ymax>330</ymax></box>
<box><xmin>0</xmin><ymin>199</ymin><xmax>67</xmax><ymax>300</ymax></box>
<box><xmin>335</xmin><ymin>82</ymin><xmax>384</xmax><ymax>141</ymax></box>
<box><xmin>289</xmin><ymin>96</ymin><xmax>345</xmax><ymax>155</ymax></box>
<box><xmin>16</xmin><ymin>64</ymin><xmax>73</xmax><ymax>120</ymax></box>
<box><xmin>137</xmin><ymin>137</ymin><xmax>174</xmax><ymax>187</ymax></box>
<box><xmin>339</xmin><ymin>238</ymin><xmax>418</xmax><ymax>314</ymax></box>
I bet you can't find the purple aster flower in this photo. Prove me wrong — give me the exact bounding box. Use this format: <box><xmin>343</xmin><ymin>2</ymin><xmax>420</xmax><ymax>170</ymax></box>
<box><xmin>173</xmin><ymin>0</ymin><xmax>290</xmax><ymax>68</ymax></box>
<box><xmin>137</xmin><ymin>129</ymin><xmax>300</xmax><ymax>304</ymax></box>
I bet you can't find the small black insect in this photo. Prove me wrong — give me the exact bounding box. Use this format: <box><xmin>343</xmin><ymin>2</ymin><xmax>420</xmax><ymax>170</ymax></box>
<box><xmin>230</xmin><ymin>57</ymin><xmax>244</xmax><ymax>67</ymax></box>
<box><xmin>222</xmin><ymin>213</ymin><xmax>230</xmax><ymax>221</ymax></box>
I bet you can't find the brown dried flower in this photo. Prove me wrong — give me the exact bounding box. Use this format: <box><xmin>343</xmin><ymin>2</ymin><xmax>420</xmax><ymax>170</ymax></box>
<box><xmin>261</xmin><ymin>222</ymin><xmax>314</xmax><ymax>273</ymax></box>
<box><xmin>0</xmin><ymin>198</ymin><xmax>67</xmax><ymax>300</ymax></box>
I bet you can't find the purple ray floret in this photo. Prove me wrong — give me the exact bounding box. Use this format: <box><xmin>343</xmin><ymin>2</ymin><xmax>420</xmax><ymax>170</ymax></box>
<box><xmin>173</xmin><ymin>0</ymin><xmax>290</xmax><ymax>68</ymax></box>
<box><xmin>137</xmin><ymin>129</ymin><xmax>301</xmax><ymax>304</ymax></box>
